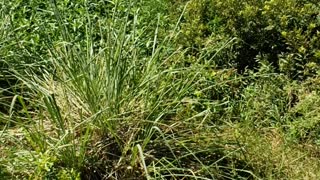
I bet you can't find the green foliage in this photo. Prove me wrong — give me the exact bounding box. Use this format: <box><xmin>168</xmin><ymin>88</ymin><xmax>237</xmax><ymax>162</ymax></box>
<box><xmin>177</xmin><ymin>0</ymin><xmax>320</xmax><ymax>78</ymax></box>
<box><xmin>2</xmin><ymin>0</ymin><xmax>320</xmax><ymax>179</ymax></box>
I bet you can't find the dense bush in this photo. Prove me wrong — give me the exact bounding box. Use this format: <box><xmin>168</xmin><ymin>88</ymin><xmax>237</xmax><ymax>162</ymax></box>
<box><xmin>177</xmin><ymin>0</ymin><xmax>320</xmax><ymax>78</ymax></box>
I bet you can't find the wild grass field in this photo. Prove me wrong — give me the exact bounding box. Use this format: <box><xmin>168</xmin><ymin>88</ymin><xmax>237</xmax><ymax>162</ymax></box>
<box><xmin>1</xmin><ymin>0</ymin><xmax>320</xmax><ymax>179</ymax></box>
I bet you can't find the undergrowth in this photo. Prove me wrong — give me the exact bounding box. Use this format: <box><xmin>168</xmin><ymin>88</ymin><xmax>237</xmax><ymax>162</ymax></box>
<box><xmin>1</xmin><ymin>0</ymin><xmax>320</xmax><ymax>179</ymax></box>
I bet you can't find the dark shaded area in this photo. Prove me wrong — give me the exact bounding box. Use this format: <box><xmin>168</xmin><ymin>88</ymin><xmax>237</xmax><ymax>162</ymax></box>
<box><xmin>80</xmin><ymin>135</ymin><xmax>143</xmax><ymax>180</ymax></box>
<box><xmin>0</xmin><ymin>75</ymin><xmax>19</xmax><ymax>115</ymax></box>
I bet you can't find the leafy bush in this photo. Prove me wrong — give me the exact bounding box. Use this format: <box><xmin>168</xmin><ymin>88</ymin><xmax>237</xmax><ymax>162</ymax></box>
<box><xmin>177</xmin><ymin>0</ymin><xmax>320</xmax><ymax>78</ymax></box>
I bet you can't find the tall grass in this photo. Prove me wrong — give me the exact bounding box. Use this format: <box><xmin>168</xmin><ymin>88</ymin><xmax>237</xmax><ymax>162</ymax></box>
<box><xmin>1</xmin><ymin>0</ymin><xmax>207</xmax><ymax>179</ymax></box>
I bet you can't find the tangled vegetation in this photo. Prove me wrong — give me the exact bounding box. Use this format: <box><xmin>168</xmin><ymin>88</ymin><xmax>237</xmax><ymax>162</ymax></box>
<box><xmin>1</xmin><ymin>0</ymin><xmax>320</xmax><ymax>179</ymax></box>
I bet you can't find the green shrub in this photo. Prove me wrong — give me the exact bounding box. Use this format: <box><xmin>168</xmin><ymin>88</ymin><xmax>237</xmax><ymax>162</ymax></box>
<box><xmin>177</xmin><ymin>0</ymin><xmax>320</xmax><ymax>78</ymax></box>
